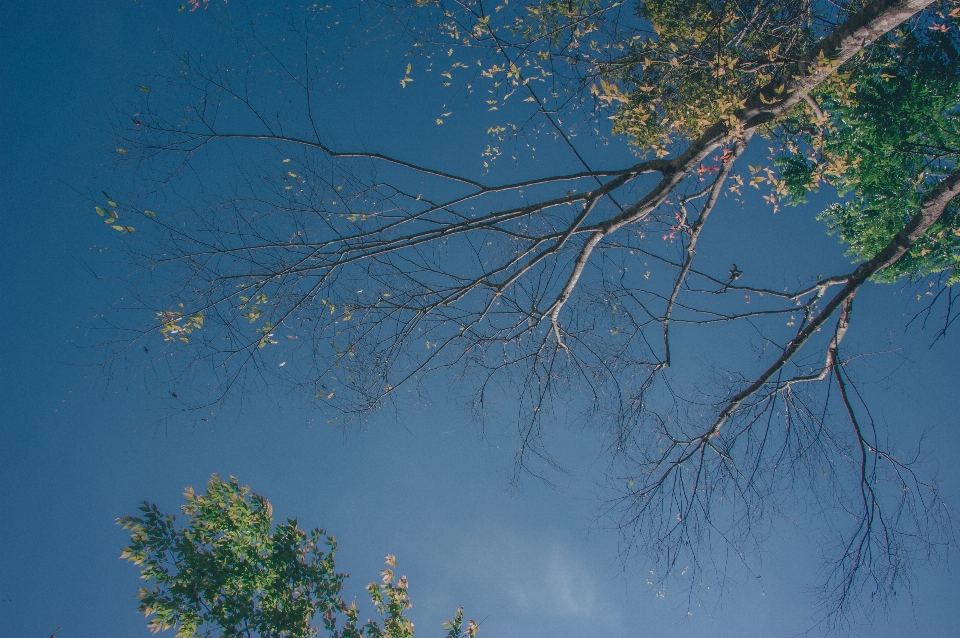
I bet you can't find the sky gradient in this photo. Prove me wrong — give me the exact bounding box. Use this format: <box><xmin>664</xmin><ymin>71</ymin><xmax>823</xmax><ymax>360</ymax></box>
<box><xmin>2</xmin><ymin>2</ymin><xmax>960</xmax><ymax>637</ymax></box>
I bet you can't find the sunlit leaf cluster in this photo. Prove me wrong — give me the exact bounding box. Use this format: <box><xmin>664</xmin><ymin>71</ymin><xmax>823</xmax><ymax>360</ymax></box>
<box><xmin>610</xmin><ymin>0</ymin><xmax>825</xmax><ymax>155</ymax></box>
<box><xmin>94</xmin><ymin>192</ymin><xmax>136</xmax><ymax>233</ymax></box>
<box><xmin>400</xmin><ymin>0</ymin><xmax>866</xmax><ymax>161</ymax></box>
<box><xmin>158</xmin><ymin>310</ymin><xmax>205</xmax><ymax>343</ymax></box>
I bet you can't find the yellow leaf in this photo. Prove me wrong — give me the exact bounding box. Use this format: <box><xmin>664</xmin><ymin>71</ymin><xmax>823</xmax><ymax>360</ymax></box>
<box><xmin>144</xmin><ymin>210</ymin><xmax>156</xmax><ymax>217</ymax></box>
<box><xmin>95</xmin><ymin>206</ymin><xmax>106</xmax><ymax>216</ymax></box>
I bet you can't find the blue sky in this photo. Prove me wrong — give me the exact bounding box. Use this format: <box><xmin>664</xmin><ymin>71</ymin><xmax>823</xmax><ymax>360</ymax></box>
<box><xmin>2</xmin><ymin>2</ymin><xmax>960</xmax><ymax>637</ymax></box>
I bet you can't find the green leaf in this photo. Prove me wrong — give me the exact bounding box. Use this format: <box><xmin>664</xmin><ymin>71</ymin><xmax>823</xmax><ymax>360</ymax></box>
<box><xmin>137</xmin><ymin>85</ymin><xmax>151</xmax><ymax>92</ymax></box>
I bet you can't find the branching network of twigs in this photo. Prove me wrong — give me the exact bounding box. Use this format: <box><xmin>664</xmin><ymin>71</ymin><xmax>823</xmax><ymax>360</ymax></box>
<box><xmin>103</xmin><ymin>0</ymin><xmax>958</xmax><ymax>624</ymax></box>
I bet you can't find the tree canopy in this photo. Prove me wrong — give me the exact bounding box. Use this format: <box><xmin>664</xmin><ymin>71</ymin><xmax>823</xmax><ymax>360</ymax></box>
<box><xmin>778</xmin><ymin>26</ymin><xmax>960</xmax><ymax>282</ymax></box>
<box><xmin>101</xmin><ymin>0</ymin><xmax>960</xmax><ymax>626</ymax></box>
<box><xmin>119</xmin><ymin>474</ymin><xmax>477</xmax><ymax>638</ymax></box>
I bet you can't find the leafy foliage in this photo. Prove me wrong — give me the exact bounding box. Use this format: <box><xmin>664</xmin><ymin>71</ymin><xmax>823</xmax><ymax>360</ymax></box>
<box><xmin>119</xmin><ymin>475</ymin><xmax>476</xmax><ymax>638</ymax></box>
<box><xmin>158</xmin><ymin>310</ymin><xmax>205</xmax><ymax>343</ymax></box>
<box><xmin>402</xmin><ymin>0</ymin><xmax>865</xmax><ymax>160</ymax></box>
<box><xmin>777</xmin><ymin>24</ymin><xmax>960</xmax><ymax>282</ymax></box>
<box><xmin>611</xmin><ymin>0</ymin><xmax>818</xmax><ymax>155</ymax></box>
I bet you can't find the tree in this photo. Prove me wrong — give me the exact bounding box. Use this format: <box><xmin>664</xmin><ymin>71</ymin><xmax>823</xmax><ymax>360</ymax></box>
<box><xmin>101</xmin><ymin>0</ymin><xmax>959</xmax><ymax>625</ymax></box>
<box><xmin>118</xmin><ymin>474</ymin><xmax>478</xmax><ymax>638</ymax></box>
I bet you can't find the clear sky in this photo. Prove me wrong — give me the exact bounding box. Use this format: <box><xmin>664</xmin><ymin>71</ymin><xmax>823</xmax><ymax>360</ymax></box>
<box><xmin>2</xmin><ymin>2</ymin><xmax>959</xmax><ymax>637</ymax></box>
